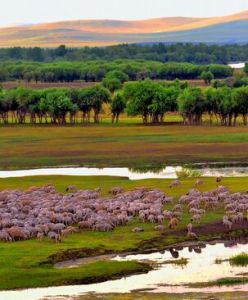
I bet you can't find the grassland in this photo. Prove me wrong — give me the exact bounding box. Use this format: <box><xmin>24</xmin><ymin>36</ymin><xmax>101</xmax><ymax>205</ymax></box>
<box><xmin>78</xmin><ymin>292</ymin><xmax>248</xmax><ymax>300</ymax></box>
<box><xmin>0</xmin><ymin>175</ymin><xmax>247</xmax><ymax>290</ymax></box>
<box><xmin>1</xmin><ymin>121</ymin><xmax>248</xmax><ymax>170</ymax></box>
<box><xmin>230</xmin><ymin>252</ymin><xmax>248</xmax><ymax>266</ymax></box>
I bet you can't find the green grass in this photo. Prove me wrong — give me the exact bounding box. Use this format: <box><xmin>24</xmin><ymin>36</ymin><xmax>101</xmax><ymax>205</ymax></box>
<box><xmin>0</xmin><ymin>175</ymin><xmax>247</xmax><ymax>290</ymax></box>
<box><xmin>188</xmin><ymin>277</ymin><xmax>248</xmax><ymax>288</ymax></box>
<box><xmin>230</xmin><ymin>253</ymin><xmax>248</xmax><ymax>266</ymax></box>
<box><xmin>0</xmin><ymin>123</ymin><xmax>248</xmax><ymax>169</ymax></box>
<box><xmin>78</xmin><ymin>292</ymin><xmax>248</xmax><ymax>300</ymax></box>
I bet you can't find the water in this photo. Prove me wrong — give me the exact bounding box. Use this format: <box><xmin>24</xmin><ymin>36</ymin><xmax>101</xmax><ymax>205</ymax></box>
<box><xmin>0</xmin><ymin>165</ymin><xmax>248</xmax><ymax>180</ymax></box>
<box><xmin>228</xmin><ymin>62</ymin><xmax>245</xmax><ymax>69</ymax></box>
<box><xmin>0</xmin><ymin>242</ymin><xmax>247</xmax><ymax>300</ymax></box>
<box><xmin>0</xmin><ymin>166</ymin><xmax>181</xmax><ymax>180</ymax></box>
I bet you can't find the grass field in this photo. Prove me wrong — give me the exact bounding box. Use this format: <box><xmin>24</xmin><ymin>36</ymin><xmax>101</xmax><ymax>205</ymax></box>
<box><xmin>0</xmin><ymin>175</ymin><xmax>247</xmax><ymax>290</ymax></box>
<box><xmin>78</xmin><ymin>292</ymin><xmax>248</xmax><ymax>300</ymax></box>
<box><xmin>1</xmin><ymin>122</ymin><xmax>248</xmax><ymax>170</ymax></box>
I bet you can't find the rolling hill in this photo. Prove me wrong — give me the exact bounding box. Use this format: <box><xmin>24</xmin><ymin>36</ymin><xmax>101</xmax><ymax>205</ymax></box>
<box><xmin>0</xmin><ymin>11</ymin><xmax>247</xmax><ymax>47</ymax></box>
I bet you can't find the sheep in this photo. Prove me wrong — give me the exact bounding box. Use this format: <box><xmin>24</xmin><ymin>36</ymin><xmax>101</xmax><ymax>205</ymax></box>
<box><xmin>37</xmin><ymin>232</ymin><xmax>44</xmax><ymax>241</ymax></box>
<box><xmin>169</xmin><ymin>218</ymin><xmax>179</xmax><ymax>230</ymax></box>
<box><xmin>223</xmin><ymin>216</ymin><xmax>232</xmax><ymax>230</ymax></box>
<box><xmin>194</xmin><ymin>179</ymin><xmax>204</xmax><ymax>188</ymax></box>
<box><xmin>169</xmin><ymin>179</ymin><xmax>181</xmax><ymax>188</ymax></box>
<box><xmin>0</xmin><ymin>184</ymin><xmax>247</xmax><ymax>243</ymax></box>
<box><xmin>66</xmin><ymin>185</ymin><xmax>77</xmax><ymax>193</ymax></box>
<box><xmin>0</xmin><ymin>230</ymin><xmax>12</xmax><ymax>242</ymax></box>
<box><xmin>187</xmin><ymin>223</ymin><xmax>193</xmax><ymax>233</ymax></box>
<box><xmin>48</xmin><ymin>231</ymin><xmax>61</xmax><ymax>243</ymax></box>
<box><xmin>216</xmin><ymin>176</ymin><xmax>223</xmax><ymax>184</ymax></box>
<box><xmin>154</xmin><ymin>225</ymin><xmax>165</xmax><ymax>231</ymax></box>
<box><xmin>109</xmin><ymin>187</ymin><xmax>124</xmax><ymax>196</ymax></box>
<box><xmin>157</xmin><ymin>215</ymin><xmax>165</xmax><ymax>224</ymax></box>
<box><xmin>132</xmin><ymin>227</ymin><xmax>144</xmax><ymax>233</ymax></box>
<box><xmin>187</xmin><ymin>231</ymin><xmax>198</xmax><ymax>240</ymax></box>
<box><xmin>7</xmin><ymin>227</ymin><xmax>26</xmax><ymax>241</ymax></box>
<box><xmin>191</xmin><ymin>214</ymin><xmax>201</xmax><ymax>223</ymax></box>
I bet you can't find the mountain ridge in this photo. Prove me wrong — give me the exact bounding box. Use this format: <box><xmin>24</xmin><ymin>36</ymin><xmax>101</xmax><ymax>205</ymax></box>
<box><xmin>0</xmin><ymin>11</ymin><xmax>247</xmax><ymax>47</ymax></box>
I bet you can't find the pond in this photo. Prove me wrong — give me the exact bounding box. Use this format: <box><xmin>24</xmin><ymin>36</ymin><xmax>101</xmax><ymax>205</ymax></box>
<box><xmin>1</xmin><ymin>241</ymin><xmax>248</xmax><ymax>300</ymax></box>
<box><xmin>0</xmin><ymin>165</ymin><xmax>248</xmax><ymax>180</ymax></box>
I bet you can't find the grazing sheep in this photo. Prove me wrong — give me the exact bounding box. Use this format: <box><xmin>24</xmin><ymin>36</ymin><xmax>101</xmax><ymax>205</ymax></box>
<box><xmin>132</xmin><ymin>227</ymin><xmax>144</xmax><ymax>233</ymax></box>
<box><xmin>0</xmin><ymin>230</ymin><xmax>12</xmax><ymax>242</ymax></box>
<box><xmin>187</xmin><ymin>223</ymin><xmax>193</xmax><ymax>233</ymax></box>
<box><xmin>154</xmin><ymin>225</ymin><xmax>165</xmax><ymax>231</ymax></box>
<box><xmin>191</xmin><ymin>214</ymin><xmax>201</xmax><ymax>223</ymax></box>
<box><xmin>37</xmin><ymin>232</ymin><xmax>44</xmax><ymax>241</ymax></box>
<box><xmin>169</xmin><ymin>179</ymin><xmax>181</xmax><ymax>189</ymax></box>
<box><xmin>48</xmin><ymin>232</ymin><xmax>61</xmax><ymax>243</ymax></box>
<box><xmin>223</xmin><ymin>216</ymin><xmax>232</xmax><ymax>230</ymax></box>
<box><xmin>7</xmin><ymin>227</ymin><xmax>26</xmax><ymax>241</ymax></box>
<box><xmin>109</xmin><ymin>187</ymin><xmax>124</xmax><ymax>196</ymax></box>
<box><xmin>66</xmin><ymin>185</ymin><xmax>77</xmax><ymax>192</ymax></box>
<box><xmin>194</xmin><ymin>179</ymin><xmax>204</xmax><ymax>188</ymax></box>
<box><xmin>169</xmin><ymin>218</ymin><xmax>179</xmax><ymax>230</ymax></box>
<box><xmin>216</xmin><ymin>176</ymin><xmax>223</xmax><ymax>184</ymax></box>
<box><xmin>187</xmin><ymin>231</ymin><xmax>198</xmax><ymax>240</ymax></box>
<box><xmin>0</xmin><ymin>184</ymin><xmax>247</xmax><ymax>243</ymax></box>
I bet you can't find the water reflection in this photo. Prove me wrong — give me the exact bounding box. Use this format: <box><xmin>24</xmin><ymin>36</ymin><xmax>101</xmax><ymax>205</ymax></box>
<box><xmin>0</xmin><ymin>165</ymin><xmax>248</xmax><ymax>180</ymax></box>
<box><xmin>1</xmin><ymin>242</ymin><xmax>247</xmax><ymax>300</ymax></box>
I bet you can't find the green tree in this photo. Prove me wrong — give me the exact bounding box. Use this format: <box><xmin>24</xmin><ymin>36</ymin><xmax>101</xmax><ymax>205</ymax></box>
<box><xmin>111</xmin><ymin>92</ymin><xmax>126</xmax><ymax>123</ymax></box>
<box><xmin>177</xmin><ymin>87</ymin><xmax>206</xmax><ymax>125</ymax></box>
<box><xmin>200</xmin><ymin>71</ymin><xmax>214</xmax><ymax>85</ymax></box>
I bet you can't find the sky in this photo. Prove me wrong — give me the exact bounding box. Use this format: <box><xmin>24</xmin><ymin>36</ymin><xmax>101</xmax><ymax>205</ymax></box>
<box><xmin>0</xmin><ymin>0</ymin><xmax>248</xmax><ymax>26</ymax></box>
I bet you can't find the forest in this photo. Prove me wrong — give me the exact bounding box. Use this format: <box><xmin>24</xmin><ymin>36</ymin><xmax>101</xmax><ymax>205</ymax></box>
<box><xmin>0</xmin><ymin>43</ymin><xmax>248</xmax><ymax>64</ymax></box>
<box><xmin>1</xmin><ymin>80</ymin><xmax>248</xmax><ymax>126</ymax></box>
<box><xmin>0</xmin><ymin>60</ymin><xmax>233</xmax><ymax>83</ymax></box>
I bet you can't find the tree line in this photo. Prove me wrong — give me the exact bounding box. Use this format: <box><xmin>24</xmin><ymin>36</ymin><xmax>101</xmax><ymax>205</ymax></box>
<box><xmin>0</xmin><ymin>60</ymin><xmax>232</xmax><ymax>83</ymax></box>
<box><xmin>0</xmin><ymin>44</ymin><xmax>248</xmax><ymax>64</ymax></box>
<box><xmin>1</xmin><ymin>81</ymin><xmax>248</xmax><ymax>126</ymax></box>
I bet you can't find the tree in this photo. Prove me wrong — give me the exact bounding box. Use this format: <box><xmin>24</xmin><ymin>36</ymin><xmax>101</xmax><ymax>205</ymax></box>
<box><xmin>54</xmin><ymin>45</ymin><xmax>67</xmax><ymax>57</ymax></box>
<box><xmin>111</xmin><ymin>92</ymin><xmax>126</xmax><ymax>123</ymax></box>
<box><xmin>102</xmin><ymin>77</ymin><xmax>122</xmax><ymax>93</ymax></box>
<box><xmin>87</xmin><ymin>86</ymin><xmax>111</xmax><ymax>123</ymax></box>
<box><xmin>177</xmin><ymin>87</ymin><xmax>206</xmax><ymax>125</ymax></box>
<box><xmin>233</xmin><ymin>87</ymin><xmax>248</xmax><ymax>126</ymax></box>
<box><xmin>200</xmin><ymin>71</ymin><xmax>214</xmax><ymax>85</ymax></box>
<box><xmin>124</xmin><ymin>80</ymin><xmax>156</xmax><ymax>124</ymax></box>
<box><xmin>104</xmin><ymin>70</ymin><xmax>129</xmax><ymax>83</ymax></box>
<box><xmin>124</xmin><ymin>80</ymin><xmax>179</xmax><ymax>124</ymax></box>
<box><xmin>244</xmin><ymin>63</ymin><xmax>248</xmax><ymax>75</ymax></box>
<box><xmin>41</xmin><ymin>90</ymin><xmax>76</xmax><ymax>124</ymax></box>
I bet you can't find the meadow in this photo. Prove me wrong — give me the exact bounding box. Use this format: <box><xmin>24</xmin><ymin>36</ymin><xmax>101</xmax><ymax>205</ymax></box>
<box><xmin>0</xmin><ymin>175</ymin><xmax>247</xmax><ymax>290</ymax></box>
<box><xmin>1</xmin><ymin>119</ymin><xmax>248</xmax><ymax>170</ymax></box>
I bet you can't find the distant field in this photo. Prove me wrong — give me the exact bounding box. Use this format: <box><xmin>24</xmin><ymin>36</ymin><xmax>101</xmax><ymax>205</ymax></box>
<box><xmin>2</xmin><ymin>80</ymin><xmax>97</xmax><ymax>90</ymax></box>
<box><xmin>1</xmin><ymin>123</ymin><xmax>248</xmax><ymax>170</ymax></box>
<box><xmin>2</xmin><ymin>79</ymin><xmax>210</xmax><ymax>90</ymax></box>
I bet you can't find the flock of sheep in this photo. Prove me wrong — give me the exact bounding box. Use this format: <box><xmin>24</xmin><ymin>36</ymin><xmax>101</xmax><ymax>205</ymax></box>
<box><xmin>0</xmin><ymin>180</ymin><xmax>247</xmax><ymax>243</ymax></box>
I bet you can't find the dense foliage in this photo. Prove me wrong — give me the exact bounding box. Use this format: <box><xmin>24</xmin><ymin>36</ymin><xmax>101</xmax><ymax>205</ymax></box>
<box><xmin>0</xmin><ymin>44</ymin><xmax>248</xmax><ymax>64</ymax></box>
<box><xmin>0</xmin><ymin>60</ymin><xmax>232</xmax><ymax>83</ymax></box>
<box><xmin>0</xmin><ymin>86</ymin><xmax>111</xmax><ymax>124</ymax></box>
<box><xmin>1</xmin><ymin>81</ymin><xmax>248</xmax><ymax>126</ymax></box>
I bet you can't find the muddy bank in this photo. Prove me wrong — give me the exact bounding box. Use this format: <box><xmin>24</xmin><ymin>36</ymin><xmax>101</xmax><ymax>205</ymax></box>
<box><xmin>60</xmin><ymin>262</ymin><xmax>152</xmax><ymax>286</ymax></box>
<box><xmin>45</xmin><ymin>221</ymin><xmax>248</xmax><ymax>270</ymax></box>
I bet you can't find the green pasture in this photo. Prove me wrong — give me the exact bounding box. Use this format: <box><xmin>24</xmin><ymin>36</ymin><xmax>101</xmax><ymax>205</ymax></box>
<box><xmin>0</xmin><ymin>175</ymin><xmax>247</xmax><ymax>290</ymax></box>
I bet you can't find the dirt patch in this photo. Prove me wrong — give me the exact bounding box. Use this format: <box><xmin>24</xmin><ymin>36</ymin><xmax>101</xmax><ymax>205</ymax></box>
<box><xmin>182</xmin><ymin>220</ymin><xmax>248</xmax><ymax>237</ymax></box>
<box><xmin>3</xmin><ymin>80</ymin><xmax>97</xmax><ymax>90</ymax></box>
<box><xmin>62</xmin><ymin>263</ymin><xmax>152</xmax><ymax>286</ymax></box>
<box><xmin>41</xmin><ymin>247</ymin><xmax>115</xmax><ymax>265</ymax></box>
<box><xmin>138</xmin><ymin>220</ymin><xmax>248</xmax><ymax>250</ymax></box>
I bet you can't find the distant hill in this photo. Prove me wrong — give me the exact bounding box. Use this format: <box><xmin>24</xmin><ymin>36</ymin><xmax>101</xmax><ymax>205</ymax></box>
<box><xmin>0</xmin><ymin>11</ymin><xmax>247</xmax><ymax>47</ymax></box>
